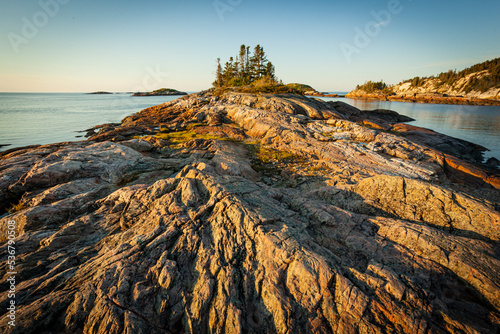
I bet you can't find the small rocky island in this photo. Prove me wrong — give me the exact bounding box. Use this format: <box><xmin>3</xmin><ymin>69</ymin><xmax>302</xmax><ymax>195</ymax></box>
<box><xmin>132</xmin><ymin>88</ymin><xmax>187</xmax><ymax>96</ymax></box>
<box><xmin>87</xmin><ymin>91</ymin><xmax>113</xmax><ymax>95</ymax></box>
<box><xmin>284</xmin><ymin>84</ymin><xmax>341</xmax><ymax>97</ymax></box>
<box><xmin>1</xmin><ymin>88</ymin><xmax>500</xmax><ymax>333</ymax></box>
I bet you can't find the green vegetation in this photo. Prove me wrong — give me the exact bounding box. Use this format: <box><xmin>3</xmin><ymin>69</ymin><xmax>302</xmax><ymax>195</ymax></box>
<box><xmin>185</xmin><ymin>123</ymin><xmax>204</xmax><ymax>131</ymax></box>
<box><xmin>132</xmin><ymin>88</ymin><xmax>187</xmax><ymax>96</ymax></box>
<box><xmin>410</xmin><ymin>76</ymin><xmax>425</xmax><ymax>87</ymax></box>
<box><xmin>213</xmin><ymin>44</ymin><xmax>311</xmax><ymax>95</ymax></box>
<box><xmin>155</xmin><ymin>130</ymin><xmax>232</xmax><ymax>145</ymax></box>
<box><xmin>247</xmin><ymin>142</ymin><xmax>299</xmax><ymax>163</ymax></box>
<box><xmin>153</xmin><ymin>88</ymin><xmax>182</xmax><ymax>94</ymax></box>
<box><xmin>355</xmin><ymin>80</ymin><xmax>394</xmax><ymax>94</ymax></box>
<box><xmin>212</xmin><ymin>81</ymin><xmax>307</xmax><ymax>95</ymax></box>
<box><xmin>214</xmin><ymin>44</ymin><xmax>277</xmax><ymax>88</ymax></box>
<box><xmin>213</xmin><ymin>44</ymin><xmax>320</xmax><ymax>95</ymax></box>
<box><xmin>285</xmin><ymin>83</ymin><xmax>316</xmax><ymax>94</ymax></box>
<box><xmin>402</xmin><ymin>57</ymin><xmax>500</xmax><ymax>93</ymax></box>
<box><xmin>245</xmin><ymin>141</ymin><xmax>304</xmax><ymax>177</ymax></box>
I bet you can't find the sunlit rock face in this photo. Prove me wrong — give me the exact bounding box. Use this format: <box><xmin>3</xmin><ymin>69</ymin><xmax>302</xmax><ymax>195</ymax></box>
<box><xmin>1</xmin><ymin>90</ymin><xmax>499</xmax><ymax>333</ymax></box>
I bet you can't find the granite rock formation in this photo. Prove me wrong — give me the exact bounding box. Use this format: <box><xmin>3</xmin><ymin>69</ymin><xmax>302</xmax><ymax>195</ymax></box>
<box><xmin>1</xmin><ymin>91</ymin><xmax>499</xmax><ymax>333</ymax></box>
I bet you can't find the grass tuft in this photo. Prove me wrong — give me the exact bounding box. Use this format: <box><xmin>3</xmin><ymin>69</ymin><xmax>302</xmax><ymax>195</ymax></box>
<box><xmin>155</xmin><ymin>130</ymin><xmax>233</xmax><ymax>145</ymax></box>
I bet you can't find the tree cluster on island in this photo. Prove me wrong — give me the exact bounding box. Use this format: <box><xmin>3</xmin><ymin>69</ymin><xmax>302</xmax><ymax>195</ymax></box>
<box><xmin>213</xmin><ymin>44</ymin><xmax>276</xmax><ymax>87</ymax></box>
<box><xmin>212</xmin><ymin>44</ymin><xmax>310</xmax><ymax>94</ymax></box>
<box><xmin>355</xmin><ymin>80</ymin><xmax>393</xmax><ymax>94</ymax></box>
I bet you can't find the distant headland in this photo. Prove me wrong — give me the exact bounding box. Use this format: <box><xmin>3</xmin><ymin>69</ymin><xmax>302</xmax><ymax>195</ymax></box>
<box><xmin>347</xmin><ymin>57</ymin><xmax>500</xmax><ymax>105</ymax></box>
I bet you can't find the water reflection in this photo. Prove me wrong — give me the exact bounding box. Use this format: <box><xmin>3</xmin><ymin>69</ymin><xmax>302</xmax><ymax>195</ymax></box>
<box><xmin>320</xmin><ymin>97</ymin><xmax>500</xmax><ymax>160</ymax></box>
<box><xmin>0</xmin><ymin>93</ymin><xmax>181</xmax><ymax>151</ymax></box>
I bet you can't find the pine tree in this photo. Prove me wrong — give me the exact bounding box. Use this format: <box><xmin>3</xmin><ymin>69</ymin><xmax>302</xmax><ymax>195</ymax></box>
<box><xmin>265</xmin><ymin>62</ymin><xmax>276</xmax><ymax>81</ymax></box>
<box><xmin>249</xmin><ymin>44</ymin><xmax>268</xmax><ymax>80</ymax></box>
<box><xmin>213</xmin><ymin>58</ymin><xmax>223</xmax><ymax>87</ymax></box>
<box><xmin>238</xmin><ymin>44</ymin><xmax>248</xmax><ymax>83</ymax></box>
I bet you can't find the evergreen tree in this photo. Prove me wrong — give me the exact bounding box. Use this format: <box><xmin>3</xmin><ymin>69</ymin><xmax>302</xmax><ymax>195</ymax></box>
<box><xmin>265</xmin><ymin>62</ymin><xmax>276</xmax><ymax>81</ymax></box>
<box><xmin>249</xmin><ymin>44</ymin><xmax>267</xmax><ymax>80</ymax></box>
<box><xmin>238</xmin><ymin>44</ymin><xmax>248</xmax><ymax>83</ymax></box>
<box><xmin>214</xmin><ymin>44</ymin><xmax>278</xmax><ymax>88</ymax></box>
<box><xmin>213</xmin><ymin>58</ymin><xmax>223</xmax><ymax>87</ymax></box>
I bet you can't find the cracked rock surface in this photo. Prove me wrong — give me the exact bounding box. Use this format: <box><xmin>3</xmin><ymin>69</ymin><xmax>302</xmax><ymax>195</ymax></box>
<box><xmin>1</xmin><ymin>90</ymin><xmax>499</xmax><ymax>333</ymax></box>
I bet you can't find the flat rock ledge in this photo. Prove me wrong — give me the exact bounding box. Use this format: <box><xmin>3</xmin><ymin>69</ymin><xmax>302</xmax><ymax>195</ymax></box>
<box><xmin>1</xmin><ymin>90</ymin><xmax>500</xmax><ymax>334</ymax></box>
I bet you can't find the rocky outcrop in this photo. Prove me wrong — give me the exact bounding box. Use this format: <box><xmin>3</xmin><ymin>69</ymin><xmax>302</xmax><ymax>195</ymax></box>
<box><xmin>346</xmin><ymin>89</ymin><xmax>500</xmax><ymax>106</ymax></box>
<box><xmin>347</xmin><ymin>59</ymin><xmax>500</xmax><ymax>105</ymax></box>
<box><xmin>391</xmin><ymin>70</ymin><xmax>500</xmax><ymax>101</ymax></box>
<box><xmin>1</xmin><ymin>91</ymin><xmax>499</xmax><ymax>333</ymax></box>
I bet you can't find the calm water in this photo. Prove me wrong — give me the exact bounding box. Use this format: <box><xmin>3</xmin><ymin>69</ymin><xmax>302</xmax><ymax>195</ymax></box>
<box><xmin>0</xmin><ymin>93</ymin><xmax>182</xmax><ymax>151</ymax></box>
<box><xmin>0</xmin><ymin>93</ymin><xmax>499</xmax><ymax>161</ymax></box>
<box><xmin>320</xmin><ymin>97</ymin><xmax>500</xmax><ymax>161</ymax></box>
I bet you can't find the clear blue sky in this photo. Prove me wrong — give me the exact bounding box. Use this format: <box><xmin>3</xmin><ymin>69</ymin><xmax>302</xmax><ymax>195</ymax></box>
<box><xmin>1</xmin><ymin>0</ymin><xmax>499</xmax><ymax>92</ymax></box>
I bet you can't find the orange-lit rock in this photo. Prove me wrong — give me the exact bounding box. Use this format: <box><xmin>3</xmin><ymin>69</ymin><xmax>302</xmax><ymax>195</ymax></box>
<box><xmin>1</xmin><ymin>90</ymin><xmax>499</xmax><ymax>333</ymax></box>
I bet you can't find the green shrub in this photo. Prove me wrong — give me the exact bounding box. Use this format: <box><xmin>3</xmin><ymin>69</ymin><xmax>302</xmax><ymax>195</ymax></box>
<box><xmin>356</xmin><ymin>80</ymin><xmax>393</xmax><ymax>94</ymax></box>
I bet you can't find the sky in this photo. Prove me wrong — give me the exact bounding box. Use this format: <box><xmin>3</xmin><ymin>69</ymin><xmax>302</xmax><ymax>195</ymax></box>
<box><xmin>0</xmin><ymin>0</ymin><xmax>499</xmax><ymax>93</ymax></box>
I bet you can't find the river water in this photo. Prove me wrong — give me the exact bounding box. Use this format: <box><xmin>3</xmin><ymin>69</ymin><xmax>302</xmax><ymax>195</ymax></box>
<box><xmin>0</xmin><ymin>93</ymin><xmax>499</xmax><ymax>160</ymax></box>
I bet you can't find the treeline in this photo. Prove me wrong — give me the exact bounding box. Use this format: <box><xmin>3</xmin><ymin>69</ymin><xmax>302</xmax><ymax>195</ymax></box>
<box><xmin>403</xmin><ymin>57</ymin><xmax>500</xmax><ymax>93</ymax></box>
<box><xmin>213</xmin><ymin>44</ymin><xmax>277</xmax><ymax>87</ymax></box>
<box><xmin>355</xmin><ymin>80</ymin><xmax>393</xmax><ymax>93</ymax></box>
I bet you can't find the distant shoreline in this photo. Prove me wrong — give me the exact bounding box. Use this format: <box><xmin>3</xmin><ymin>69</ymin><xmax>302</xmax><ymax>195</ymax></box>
<box><xmin>345</xmin><ymin>92</ymin><xmax>500</xmax><ymax>106</ymax></box>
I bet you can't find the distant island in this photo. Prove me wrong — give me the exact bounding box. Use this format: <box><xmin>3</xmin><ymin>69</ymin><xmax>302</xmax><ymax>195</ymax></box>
<box><xmin>286</xmin><ymin>83</ymin><xmax>342</xmax><ymax>97</ymax></box>
<box><xmin>87</xmin><ymin>91</ymin><xmax>113</xmax><ymax>95</ymax></box>
<box><xmin>347</xmin><ymin>57</ymin><xmax>500</xmax><ymax>105</ymax></box>
<box><xmin>132</xmin><ymin>88</ymin><xmax>187</xmax><ymax>96</ymax></box>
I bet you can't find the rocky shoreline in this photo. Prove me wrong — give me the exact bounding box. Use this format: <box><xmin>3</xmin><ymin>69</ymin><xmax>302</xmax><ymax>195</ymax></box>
<box><xmin>1</xmin><ymin>90</ymin><xmax>499</xmax><ymax>333</ymax></box>
<box><xmin>346</xmin><ymin>90</ymin><xmax>500</xmax><ymax>106</ymax></box>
